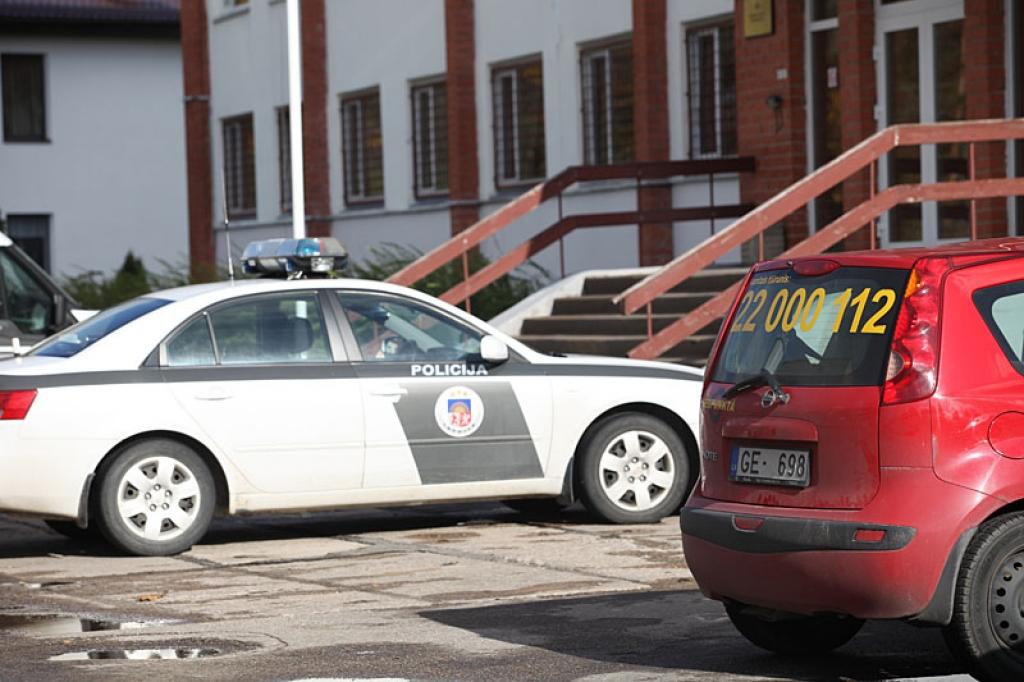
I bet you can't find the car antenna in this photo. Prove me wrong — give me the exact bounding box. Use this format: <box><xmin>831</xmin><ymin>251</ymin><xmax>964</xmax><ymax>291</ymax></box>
<box><xmin>219</xmin><ymin>167</ymin><xmax>236</xmax><ymax>282</ymax></box>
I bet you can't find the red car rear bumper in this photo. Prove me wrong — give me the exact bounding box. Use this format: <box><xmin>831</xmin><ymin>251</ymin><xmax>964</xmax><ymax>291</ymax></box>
<box><xmin>681</xmin><ymin>467</ymin><xmax>996</xmax><ymax>621</ymax></box>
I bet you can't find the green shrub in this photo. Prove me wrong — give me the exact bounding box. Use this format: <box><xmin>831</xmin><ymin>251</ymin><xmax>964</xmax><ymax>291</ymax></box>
<box><xmin>62</xmin><ymin>252</ymin><xmax>198</xmax><ymax>309</ymax></box>
<box><xmin>349</xmin><ymin>243</ymin><xmax>548</xmax><ymax>320</ymax></box>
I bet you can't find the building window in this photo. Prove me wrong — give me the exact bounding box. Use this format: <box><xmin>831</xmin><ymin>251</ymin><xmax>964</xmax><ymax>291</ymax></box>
<box><xmin>2</xmin><ymin>54</ymin><xmax>46</xmax><ymax>143</ymax></box>
<box><xmin>5</xmin><ymin>214</ymin><xmax>50</xmax><ymax>272</ymax></box>
<box><xmin>581</xmin><ymin>41</ymin><xmax>633</xmax><ymax>165</ymax></box>
<box><xmin>807</xmin><ymin>5</ymin><xmax>841</xmax><ymax>231</ymax></box>
<box><xmin>411</xmin><ymin>80</ymin><xmax>449</xmax><ymax>197</ymax></box>
<box><xmin>341</xmin><ymin>90</ymin><xmax>384</xmax><ymax>205</ymax></box>
<box><xmin>222</xmin><ymin>114</ymin><xmax>256</xmax><ymax>220</ymax></box>
<box><xmin>276</xmin><ymin>106</ymin><xmax>292</xmax><ymax>215</ymax></box>
<box><xmin>686</xmin><ymin>23</ymin><xmax>736</xmax><ymax>158</ymax></box>
<box><xmin>492</xmin><ymin>60</ymin><xmax>546</xmax><ymax>186</ymax></box>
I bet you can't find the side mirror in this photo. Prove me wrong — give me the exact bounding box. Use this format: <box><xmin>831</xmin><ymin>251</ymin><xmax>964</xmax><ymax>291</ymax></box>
<box><xmin>480</xmin><ymin>335</ymin><xmax>509</xmax><ymax>364</ymax></box>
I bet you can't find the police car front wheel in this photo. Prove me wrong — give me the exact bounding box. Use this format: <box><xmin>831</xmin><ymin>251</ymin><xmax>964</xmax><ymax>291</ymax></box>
<box><xmin>95</xmin><ymin>439</ymin><xmax>215</xmax><ymax>557</ymax></box>
<box><xmin>578</xmin><ymin>413</ymin><xmax>689</xmax><ymax>524</ymax></box>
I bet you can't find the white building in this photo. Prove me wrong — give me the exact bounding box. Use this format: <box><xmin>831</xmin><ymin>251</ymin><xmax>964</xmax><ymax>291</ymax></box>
<box><xmin>0</xmin><ymin>0</ymin><xmax>187</xmax><ymax>277</ymax></box>
<box><xmin>198</xmin><ymin>0</ymin><xmax>743</xmax><ymax>281</ymax></box>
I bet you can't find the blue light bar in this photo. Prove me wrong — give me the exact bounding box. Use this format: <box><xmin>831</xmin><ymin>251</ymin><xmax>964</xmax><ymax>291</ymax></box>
<box><xmin>241</xmin><ymin>237</ymin><xmax>348</xmax><ymax>278</ymax></box>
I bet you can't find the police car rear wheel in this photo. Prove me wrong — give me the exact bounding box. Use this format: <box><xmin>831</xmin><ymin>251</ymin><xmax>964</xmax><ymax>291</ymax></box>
<box><xmin>578</xmin><ymin>413</ymin><xmax>689</xmax><ymax>524</ymax></box>
<box><xmin>95</xmin><ymin>439</ymin><xmax>215</xmax><ymax>557</ymax></box>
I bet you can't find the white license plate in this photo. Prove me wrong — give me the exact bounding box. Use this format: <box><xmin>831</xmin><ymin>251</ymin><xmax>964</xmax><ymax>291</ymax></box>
<box><xmin>730</xmin><ymin>446</ymin><xmax>811</xmax><ymax>487</ymax></box>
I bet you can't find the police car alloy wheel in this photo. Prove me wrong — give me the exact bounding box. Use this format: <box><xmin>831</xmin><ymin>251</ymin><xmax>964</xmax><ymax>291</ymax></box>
<box><xmin>578</xmin><ymin>413</ymin><xmax>690</xmax><ymax>524</ymax></box>
<box><xmin>95</xmin><ymin>439</ymin><xmax>215</xmax><ymax>556</ymax></box>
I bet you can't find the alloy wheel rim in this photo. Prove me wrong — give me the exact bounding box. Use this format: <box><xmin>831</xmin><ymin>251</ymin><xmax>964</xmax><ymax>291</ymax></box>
<box><xmin>116</xmin><ymin>456</ymin><xmax>201</xmax><ymax>542</ymax></box>
<box><xmin>598</xmin><ymin>430</ymin><xmax>674</xmax><ymax>512</ymax></box>
<box><xmin>989</xmin><ymin>550</ymin><xmax>1024</xmax><ymax>649</ymax></box>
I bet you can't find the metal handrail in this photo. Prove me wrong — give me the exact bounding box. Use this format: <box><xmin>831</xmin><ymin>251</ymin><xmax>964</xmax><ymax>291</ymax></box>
<box><xmin>386</xmin><ymin>158</ymin><xmax>756</xmax><ymax>304</ymax></box>
<box><xmin>618</xmin><ymin>118</ymin><xmax>1024</xmax><ymax>359</ymax></box>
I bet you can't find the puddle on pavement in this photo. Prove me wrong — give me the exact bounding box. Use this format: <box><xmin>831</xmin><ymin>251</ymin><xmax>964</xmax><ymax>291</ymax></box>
<box><xmin>0</xmin><ymin>613</ymin><xmax>170</xmax><ymax>636</ymax></box>
<box><xmin>50</xmin><ymin>648</ymin><xmax>220</xmax><ymax>661</ymax></box>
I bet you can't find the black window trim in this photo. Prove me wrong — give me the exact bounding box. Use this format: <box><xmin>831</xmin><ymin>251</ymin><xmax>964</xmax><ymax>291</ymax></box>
<box><xmin>973</xmin><ymin>279</ymin><xmax>1024</xmax><ymax>378</ymax></box>
<box><xmin>157</xmin><ymin>290</ymin><xmax>346</xmax><ymax>368</ymax></box>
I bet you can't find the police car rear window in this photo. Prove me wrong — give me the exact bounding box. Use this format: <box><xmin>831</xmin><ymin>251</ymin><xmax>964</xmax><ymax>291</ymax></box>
<box><xmin>34</xmin><ymin>297</ymin><xmax>171</xmax><ymax>358</ymax></box>
<box><xmin>711</xmin><ymin>266</ymin><xmax>908</xmax><ymax>387</ymax></box>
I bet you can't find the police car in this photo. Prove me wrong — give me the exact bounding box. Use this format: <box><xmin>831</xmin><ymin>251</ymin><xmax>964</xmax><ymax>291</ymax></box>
<box><xmin>0</xmin><ymin>231</ymin><xmax>83</xmax><ymax>357</ymax></box>
<box><xmin>0</xmin><ymin>238</ymin><xmax>702</xmax><ymax>556</ymax></box>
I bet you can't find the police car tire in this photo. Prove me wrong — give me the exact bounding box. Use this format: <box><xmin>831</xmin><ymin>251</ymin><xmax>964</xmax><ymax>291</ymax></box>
<box><xmin>725</xmin><ymin>603</ymin><xmax>863</xmax><ymax>656</ymax></box>
<box><xmin>577</xmin><ymin>413</ymin><xmax>689</xmax><ymax>524</ymax></box>
<box><xmin>94</xmin><ymin>439</ymin><xmax>215</xmax><ymax>557</ymax></box>
<box><xmin>943</xmin><ymin>512</ymin><xmax>1024</xmax><ymax>682</ymax></box>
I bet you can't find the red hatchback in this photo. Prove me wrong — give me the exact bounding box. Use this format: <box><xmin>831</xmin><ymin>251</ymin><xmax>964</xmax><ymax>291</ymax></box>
<box><xmin>682</xmin><ymin>238</ymin><xmax>1024</xmax><ymax>681</ymax></box>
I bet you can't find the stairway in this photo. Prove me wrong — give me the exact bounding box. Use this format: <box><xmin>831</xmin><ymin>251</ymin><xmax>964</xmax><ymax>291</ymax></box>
<box><xmin>515</xmin><ymin>267</ymin><xmax>747</xmax><ymax>367</ymax></box>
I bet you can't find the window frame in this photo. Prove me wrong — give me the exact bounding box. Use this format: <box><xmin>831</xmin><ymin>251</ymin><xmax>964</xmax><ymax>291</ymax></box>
<box><xmin>1</xmin><ymin>53</ymin><xmax>48</xmax><ymax>143</ymax></box>
<box><xmin>158</xmin><ymin>290</ymin><xmax>347</xmax><ymax>368</ymax></box>
<box><xmin>340</xmin><ymin>88</ymin><xmax>384</xmax><ymax>207</ymax></box>
<box><xmin>685</xmin><ymin>20</ymin><xmax>737</xmax><ymax>159</ymax></box>
<box><xmin>491</xmin><ymin>57</ymin><xmax>546</xmax><ymax>189</ymax></box>
<box><xmin>276</xmin><ymin>105</ymin><xmax>292</xmax><ymax>215</ymax></box>
<box><xmin>974</xmin><ymin>279</ymin><xmax>1024</xmax><ymax>378</ymax></box>
<box><xmin>411</xmin><ymin>78</ymin><xmax>449</xmax><ymax>199</ymax></box>
<box><xmin>222</xmin><ymin>113</ymin><xmax>257</xmax><ymax>220</ymax></box>
<box><xmin>580</xmin><ymin>39</ymin><xmax>633</xmax><ymax>166</ymax></box>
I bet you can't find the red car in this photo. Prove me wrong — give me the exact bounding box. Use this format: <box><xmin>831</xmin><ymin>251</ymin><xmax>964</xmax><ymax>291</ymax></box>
<box><xmin>682</xmin><ymin>238</ymin><xmax>1024</xmax><ymax>681</ymax></box>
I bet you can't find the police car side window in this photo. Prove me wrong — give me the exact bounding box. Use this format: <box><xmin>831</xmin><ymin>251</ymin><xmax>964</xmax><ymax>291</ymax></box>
<box><xmin>0</xmin><ymin>249</ymin><xmax>53</xmax><ymax>335</ymax></box>
<box><xmin>208</xmin><ymin>294</ymin><xmax>332</xmax><ymax>365</ymax></box>
<box><xmin>337</xmin><ymin>292</ymin><xmax>481</xmax><ymax>363</ymax></box>
<box><xmin>165</xmin><ymin>315</ymin><xmax>216</xmax><ymax>367</ymax></box>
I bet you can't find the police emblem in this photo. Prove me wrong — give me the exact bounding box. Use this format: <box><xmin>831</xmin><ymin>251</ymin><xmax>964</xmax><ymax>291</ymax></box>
<box><xmin>434</xmin><ymin>386</ymin><xmax>484</xmax><ymax>438</ymax></box>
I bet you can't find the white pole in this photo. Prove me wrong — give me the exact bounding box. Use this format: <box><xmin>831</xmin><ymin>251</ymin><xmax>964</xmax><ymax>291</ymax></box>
<box><xmin>286</xmin><ymin>0</ymin><xmax>306</xmax><ymax>239</ymax></box>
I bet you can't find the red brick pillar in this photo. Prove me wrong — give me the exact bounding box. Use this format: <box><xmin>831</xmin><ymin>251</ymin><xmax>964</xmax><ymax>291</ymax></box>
<box><xmin>445</xmin><ymin>0</ymin><xmax>480</xmax><ymax>235</ymax></box>
<box><xmin>633</xmin><ymin>0</ymin><xmax>673</xmax><ymax>266</ymax></box>
<box><xmin>300</xmin><ymin>0</ymin><xmax>332</xmax><ymax>238</ymax></box>
<box><xmin>836</xmin><ymin>0</ymin><xmax>876</xmax><ymax>250</ymax></box>
<box><xmin>735</xmin><ymin>0</ymin><xmax>808</xmax><ymax>255</ymax></box>
<box><xmin>964</xmin><ymin>0</ymin><xmax>1007</xmax><ymax>238</ymax></box>
<box><xmin>181</xmin><ymin>0</ymin><xmax>215</xmax><ymax>279</ymax></box>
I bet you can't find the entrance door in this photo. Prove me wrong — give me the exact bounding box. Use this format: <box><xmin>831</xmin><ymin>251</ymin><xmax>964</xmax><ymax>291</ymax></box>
<box><xmin>876</xmin><ymin>0</ymin><xmax>966</xmax><ymax>247</ymax></box>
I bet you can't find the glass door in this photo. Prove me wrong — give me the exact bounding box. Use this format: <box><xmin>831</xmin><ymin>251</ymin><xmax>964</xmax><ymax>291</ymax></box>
<box><xmin>876</xmin><ymin>0</ymin><xmax>965</xmax><ymax>247</ymax></box>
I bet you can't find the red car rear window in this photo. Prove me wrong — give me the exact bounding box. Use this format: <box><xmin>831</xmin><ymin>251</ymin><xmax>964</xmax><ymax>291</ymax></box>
<box><xmin>711</xmin><ymin>266</ymin><xmax>909</xmax><ymax>387</ymax></box>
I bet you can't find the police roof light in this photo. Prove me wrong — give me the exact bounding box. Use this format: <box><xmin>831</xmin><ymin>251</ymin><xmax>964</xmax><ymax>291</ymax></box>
<box><xmin>241</xmin><ymin>238</ymin><xmax>349</xmax><ymax>278</ymax></box>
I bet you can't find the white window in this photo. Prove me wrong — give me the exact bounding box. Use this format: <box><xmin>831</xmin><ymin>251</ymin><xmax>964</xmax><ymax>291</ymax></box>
<box><xmin>222</xmin><ymin>113</ymin><xmax>256</xmax><ymax>219</ymax></box>
<box><xmin>492</xmin><ymin>60</ymin><xmax>546</xmax><ymax>186</ymax></box>
<box><xmin>341</xmin><ymin>90</ymin><xmax>383</xmax><ymax>204</ymax></box>
<box><xmin>411</xmin><ymin>80</ymin><xmax>448</xmax><ymax>197</ymax></box>
<box><xmin>276</xmin><ymin>106</ymin><xmax>292</xmax><ymax>214</ymax></box>
<box><xmin>581</xmin><ymin>41</ymin><xmax>633</xmax><ymax>165</ymax></box>
<box><xmin>686</xmin><ymin>22</ymin><xmax>736</xmax><ymax>158</ymax></box>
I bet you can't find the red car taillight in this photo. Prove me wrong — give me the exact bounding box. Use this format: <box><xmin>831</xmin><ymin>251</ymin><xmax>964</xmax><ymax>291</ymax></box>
<box><xmin>882</xmin><ymin>258</ymin><xmax>947</xmax><ymax>405</ymax></box>
<box><xmin>0</xmin><ymin>390</ymin><xmax>37</xmax><ymax>420</ymax></box>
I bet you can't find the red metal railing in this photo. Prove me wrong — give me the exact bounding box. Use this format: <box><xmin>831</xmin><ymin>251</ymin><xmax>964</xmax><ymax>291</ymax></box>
<box><xmin>387</xmin><ymin>158</ymin><xmax>755</xmax><ymax>310</ymax></box>
<box><xmin>618</xmin><ymin>118</ymin><xmax>1024</xmax><ymax>360</ymax></box>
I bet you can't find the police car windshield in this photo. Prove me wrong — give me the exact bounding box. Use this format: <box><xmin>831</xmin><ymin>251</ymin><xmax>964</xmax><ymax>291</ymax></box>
<box><xmin>34</xmin><ymin>297</ymin><xmax>171</xmax><ymax>358</ymax></box>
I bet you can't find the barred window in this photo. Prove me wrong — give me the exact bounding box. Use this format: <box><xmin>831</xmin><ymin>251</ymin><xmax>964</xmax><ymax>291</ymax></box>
<box><xmin>581</xmin><ymin>41</ymin><xmax>633</xmax><ymax>165</ymax></box>
<box><xmin>492</xmin><ymin>60</ymin><xmax>546</xmax><ymax>187</ymax></box>
<box><xmin>276</xmin><ymin>106</ymin><xmax>292</xmax><ymax>214</ymax></box>
<box><xmin>222</xmin><ymin>113</ymin><xmax>256</xmax><ymax>220</ymax></box>
<box><xmin>341</xmin><ymin>90</ymin><xmax>384</xmax><ymax>205</ymax></box>
<box><xmin>2</xmin><ymin>54</ymin><xmax>46</xmax><ymax>142</ymax></box>
<box><xmin>411</xmin><ymin>80</ymin><xmax>449</xmax><ymax>197</ymax></box>
<box><xmin>686</xmin><ymin>22</ymin><xmax>737</xmax><ymax>158</ymax></box>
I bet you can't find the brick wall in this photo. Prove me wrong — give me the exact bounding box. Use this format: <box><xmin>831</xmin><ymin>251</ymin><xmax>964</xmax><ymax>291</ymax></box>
<box><xmin>445</xmin><ymin>0</ymin><xmax>480</xmax><ymax>235</ymax></box>
<box><xmin>734</xmin><ymin>0</ymin><xmax>808</xmax><ymax>256</ymax></box>
<box><xmin>181</xmin><ymin>0</ymin><xmax>214</xmax><ymax>279</ymax></box>
<box><xmin>633</xmin><ymin>0</ymin><xmax>673</xmax><ymax>266</ymax></box>
<box><xmin>964</xmin><ymin>0</ymin><xmax>1008</xmax><ymax>238</ymax></box>
<box><xmin>300</xmin><ymin>0</ymin><xmax>332</xmax><ymax>238</ymax></box>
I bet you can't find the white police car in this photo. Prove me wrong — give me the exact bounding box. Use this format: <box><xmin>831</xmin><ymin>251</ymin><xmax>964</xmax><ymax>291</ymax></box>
<box><xmin>0</xmin><ymin>238</ymin><xmax>703</xmax><ymax>556</ymax></box>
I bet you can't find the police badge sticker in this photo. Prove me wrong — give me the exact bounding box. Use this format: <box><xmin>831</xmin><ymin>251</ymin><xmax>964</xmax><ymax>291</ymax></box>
<box><xmin>434</xmin><ymin>386</ymin><xmax>484</xmax><ymax>438</ymax></box>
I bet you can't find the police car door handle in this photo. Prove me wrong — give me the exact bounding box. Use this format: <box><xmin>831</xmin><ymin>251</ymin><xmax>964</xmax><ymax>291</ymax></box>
<box><xmin>193</xmin><ymin>387</ymin><xmax>234</xmax><ymax>401</ymax></box>
<box><xmin>369</xmin><ymin>384</ymin><xmax>408</xmax><ymax>400</ymax></box>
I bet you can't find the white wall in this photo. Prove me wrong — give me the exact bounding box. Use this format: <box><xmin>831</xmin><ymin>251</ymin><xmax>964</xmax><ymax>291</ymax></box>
<box><xmin>0</xmin><ymin>35</ymin><xmax>187</xmax><ymax>277</ymax></box>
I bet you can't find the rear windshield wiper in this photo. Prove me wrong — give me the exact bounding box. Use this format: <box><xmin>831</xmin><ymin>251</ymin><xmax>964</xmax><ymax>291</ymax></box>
<box><xmin>722</xmin><ymin>370</ymin><xmax>787</xmax><ymax>401</ymax></box>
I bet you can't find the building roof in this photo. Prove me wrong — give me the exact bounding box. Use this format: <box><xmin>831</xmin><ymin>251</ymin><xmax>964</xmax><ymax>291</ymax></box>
<box><xmin>0</xmin><ymin>0</ymin><xmax>179</xmax><ymax>25</ymax></box>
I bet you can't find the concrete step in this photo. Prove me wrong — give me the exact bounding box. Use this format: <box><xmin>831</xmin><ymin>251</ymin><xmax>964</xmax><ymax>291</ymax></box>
<box><xmin>551</xmin><ymin>292</ymin><xmax>714</xmax><ymax>316</ymax></box>
<box><xmin>580</xmin><ymin>267</ymin><xmax>748</xmax><ymax>296</ymax></box>
<box><xmin>521</xmin><ymin>314</ymin><xmax>722</xmax><ymax>337</ymax></box>
<box><xmin>517</xmin><ymin>334</ymin><xmax>717</xmax><ymax>359</ymax></box>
